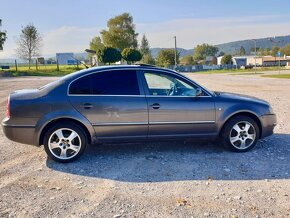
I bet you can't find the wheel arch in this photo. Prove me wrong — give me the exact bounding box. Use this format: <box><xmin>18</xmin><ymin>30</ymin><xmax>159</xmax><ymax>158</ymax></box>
<box><xmin>39</xmin><ymin>118</ymin><xmax>92</xmax><ymax>146</ymax></box>
<box><xmin>219</xmin><ymin>111</ymin><xmax>262</xmax><ymax>139</ymax></box>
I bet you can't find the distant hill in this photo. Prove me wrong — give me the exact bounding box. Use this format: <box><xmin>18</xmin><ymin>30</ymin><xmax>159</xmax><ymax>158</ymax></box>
<box><xmin>150</xmin><ymin>35</ymin><xmax>290</xmax><ymax>58</ymax></box>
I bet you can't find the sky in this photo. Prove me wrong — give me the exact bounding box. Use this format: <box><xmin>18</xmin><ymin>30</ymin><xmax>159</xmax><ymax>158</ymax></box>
<box><xmin>1</xmin><ymin>0</ymin><xmax>290</xmax><ymax>58</ymax></box>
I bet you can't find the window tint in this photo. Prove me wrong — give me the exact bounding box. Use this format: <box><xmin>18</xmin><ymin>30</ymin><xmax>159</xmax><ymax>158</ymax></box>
<box><xmin>69</xmin><ymin>70</ymin><xmax>140</xmax><ymax>95</ymax></box>
<box><xmin>144</xmin><ymin>71</ymin><xmax>198</xmax><ymax>96</ymax></box>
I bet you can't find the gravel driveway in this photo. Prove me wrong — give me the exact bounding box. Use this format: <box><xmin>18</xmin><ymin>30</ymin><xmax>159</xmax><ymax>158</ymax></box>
<box><xmin>0</xmin><ymin>73</ymin><xmax>289</xmax><ymax>217</ymax></box>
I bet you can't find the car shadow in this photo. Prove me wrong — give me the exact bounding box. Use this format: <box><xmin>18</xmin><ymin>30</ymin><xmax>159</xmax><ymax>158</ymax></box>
<box><xmin>46</xmin><ymin>133</ymin><xmax>290</xmax><ymax>182</ymax></box>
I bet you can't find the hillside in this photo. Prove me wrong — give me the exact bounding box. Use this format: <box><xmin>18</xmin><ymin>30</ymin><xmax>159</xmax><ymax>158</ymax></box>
<box><xmin>150</xmin><ymin>35</ymin><xmax>290</xmax><ymax>58</ymax></box>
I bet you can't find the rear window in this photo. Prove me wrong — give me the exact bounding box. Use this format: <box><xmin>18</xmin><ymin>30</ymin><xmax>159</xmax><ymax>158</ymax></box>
<box><xmin>69</xmin><ymin>70</ymin><xmax>140</xmax><ymax>95</ymax></box>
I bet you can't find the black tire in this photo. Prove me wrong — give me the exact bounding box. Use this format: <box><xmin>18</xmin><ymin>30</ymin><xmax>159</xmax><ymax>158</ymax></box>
<box><xmin>43</xmin><ymin>122</ymin><xmax>87</xmax><ymax>163</ymax></box>
<box><xmin>222</xmin><ymin>115</ymin><xmax>259</xmax><ymax>152</ymax></box>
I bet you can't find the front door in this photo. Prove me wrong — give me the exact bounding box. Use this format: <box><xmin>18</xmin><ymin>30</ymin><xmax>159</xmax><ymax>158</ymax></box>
<box><xmin>142</xmin><ymin>70</ymin><xmax>216</xmax><ymax>138</ymax></box>
<box><xmin>68</xmin><ymin>69</ymin><xmax>148</xmax><ymax>141</ymax></box>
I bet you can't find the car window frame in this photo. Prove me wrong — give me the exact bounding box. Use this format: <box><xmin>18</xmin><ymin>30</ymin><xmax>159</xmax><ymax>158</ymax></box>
<box><xmin>67</xmin><ymin>68</ymin><xmax>145</xmax><ymax>97</ymax></box>
<box><xmin>139</xmin><ymin>69</ymin><xmax>212</xmax><ymax>97</ymax></box>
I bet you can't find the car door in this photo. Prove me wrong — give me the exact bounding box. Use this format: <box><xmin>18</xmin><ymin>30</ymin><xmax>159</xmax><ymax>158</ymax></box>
<box><xmin>68</xmin><ymin>69</ymin><xmax>148</xmax><ymax>141</ymax></box>
<box><xmin>141</xmin><ymin>70</ymin><xmax>216</xmax><ymax>138</ymax></box>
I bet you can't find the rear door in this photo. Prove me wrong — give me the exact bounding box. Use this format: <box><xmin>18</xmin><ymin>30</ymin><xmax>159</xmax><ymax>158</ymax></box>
<box><xmin>68</xmin><ymin>69</ymin><xmax>148</xmax><ymax>141</ymax></box>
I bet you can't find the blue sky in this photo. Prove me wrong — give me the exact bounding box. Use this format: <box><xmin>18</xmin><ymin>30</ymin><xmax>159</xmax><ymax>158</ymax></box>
<box><xmin>1</xmin><ymin>0</ymin><xmax>290</xmax><ymax>58</ymax></box>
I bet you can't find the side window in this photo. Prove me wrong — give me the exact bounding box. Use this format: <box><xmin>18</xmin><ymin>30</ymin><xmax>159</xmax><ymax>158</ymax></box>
<box><xmin>144</xmin><ymin>72</ymin><xmax>199</xmax><ymax>96</ymax></box>
<box><xmin>69</xmin><ymin>70</ymin><xmax>140</xmax><ymax>95</ymax></box>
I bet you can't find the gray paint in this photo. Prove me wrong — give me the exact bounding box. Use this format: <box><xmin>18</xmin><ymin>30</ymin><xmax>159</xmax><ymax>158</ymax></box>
<box><xmin>2</xmin><ymin>65</ymin><xmax>276</xmax><ymax>146</ymax></box>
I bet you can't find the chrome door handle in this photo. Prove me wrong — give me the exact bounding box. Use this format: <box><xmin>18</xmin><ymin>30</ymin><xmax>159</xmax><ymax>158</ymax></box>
<box><xmin>150</xmin><ymin>103</ymin><xmax>160</xmax><ymax>109</ymax></box>
<box><xmin>83</xmin><ymin>103</ymin><xmax>93</xmax><ymax>109</ymax></box>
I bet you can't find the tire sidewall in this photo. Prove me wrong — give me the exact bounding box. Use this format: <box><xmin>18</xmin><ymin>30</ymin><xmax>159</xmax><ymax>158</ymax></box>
<box><xmin>222</xmin><ymin>116</ymin><xmax>260</xmax><ymax>152</ymax></box>
<box><xmin>43</xmin><ymin>122</ymin><xmax>87</xmax><ymax>163</ymax></box>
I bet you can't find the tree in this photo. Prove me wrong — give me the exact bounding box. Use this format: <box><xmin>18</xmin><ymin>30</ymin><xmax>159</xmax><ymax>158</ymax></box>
<box><xmin>101</xmin><ymin>13</ymin><xmax>138</xmax><ymax>51</ymax></box>
<box><xmin>180</xmin><ymin>55</ymin><xmax>195</xmax><ymax>65</ymax></box>
<box><xmin>140</xmin><ymin>34</ymin><xmax>150</xmax><ymax>55</ymax></box>
<box><xmin>281</xmin><ymin>44</ymin><xmax>290</xmax><ymax>56</ymax></box>
<box><xmin>218</xmin><ymin>51</ymin><xmax>225</xmax><ymax>57</ymax></box>
<box><xmin>156</xmin><ymin>49</ymin><xmax>179</xmax><ymax>67</ymax></box>
<box><xmin>97</xmin><ymin>47</ymin><xmax>121</xmax><ymax>64</ymax></box>
<box><xmin>0</xmin><ymin>19</ymin><xmax>7</xmax><ymax>50</ymax></box>
<box><xmin>271</xmin><ymin>46</ymin><xmax>280</xmax><ymax>57</ymax></box>
<box><xmin>89</xmin><ymin>36</ymin><xmax>104</xmax><ymax>53</ymax></box>
<box><xmin>122</xmin><ymin>48</ymin><xmax>142</xmax><ymax>64</ymax></box>
<box><xmin>239</xmin><ymin>46</ymin><xmax>246</xmax><ymax>55</ymax></box>
<box><xmin>16</xmin><ymin>24</ymin><xmax>42</xmax><ymax>69</ymax></box>
<box><xmin>193</xmin><ymin>43</ymin><xmax>218</xmax><ymax>61</ymax></box>
<box><xmin>142</xmin><ymin>53</ymin><xmax>155</xmax><ymax>65</ymax></box>
<box><xmin>221</xmin><ymin>54</ymin><xmax>233</xmax><ymax>65</ymax></box>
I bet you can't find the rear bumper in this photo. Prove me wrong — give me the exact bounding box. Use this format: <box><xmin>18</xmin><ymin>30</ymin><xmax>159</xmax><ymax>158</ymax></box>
<box><xmin>260</xmin><ymin>114</ymin><xmax>277</xmax><ymax>138</ymax></box>
<box><xmin>2</xmin><ymin>118</ymin><xmax>38</xmax><ymax>146</ymax></box>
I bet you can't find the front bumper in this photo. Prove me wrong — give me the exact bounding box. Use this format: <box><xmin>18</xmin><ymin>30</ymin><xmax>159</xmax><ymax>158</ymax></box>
<box><xmin>260</xmin><ymin>114</ymin><xmax>277</xmax><ymax>138</ymax></box>
<box><xmin>2</xmin><ymin>117</ymin><xmax>38</xmax><ymax>146</ymax></box>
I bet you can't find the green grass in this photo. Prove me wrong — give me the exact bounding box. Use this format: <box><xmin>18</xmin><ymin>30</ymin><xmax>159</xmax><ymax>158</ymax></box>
<box><xmin>261</xmin><ymin>74</ymin><xmax>290</xmax><ymax>79</ymax></box>
<box><xmin>1</xmin><ymin>64</ymin><xmax>86</xmax><ymax>77</ymax></box>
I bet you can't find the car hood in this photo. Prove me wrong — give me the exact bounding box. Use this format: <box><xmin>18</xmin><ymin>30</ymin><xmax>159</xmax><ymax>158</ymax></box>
<box><xmin>215</xmin><ymin>91</ymin><xmax>269</xmax><ymax>105</ymax></box>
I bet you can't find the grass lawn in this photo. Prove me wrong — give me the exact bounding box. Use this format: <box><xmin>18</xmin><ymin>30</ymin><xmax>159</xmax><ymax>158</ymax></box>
<box><xmin>1</xmin><ymin>64</ymin><xmax>86</xmax><ymax>77</ymax></box>
<box><xmin>261</xmin><ymin>74</ymin><xmax>290</xmax><ymax>79</ymax></box>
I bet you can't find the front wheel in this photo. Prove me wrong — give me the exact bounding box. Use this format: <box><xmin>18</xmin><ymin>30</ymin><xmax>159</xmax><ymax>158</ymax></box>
<box><xmin>222</xmin><ymin>116</ymin><xmax>259</xmax><ymax>152</ymax></box>
<box><xmin>43</xmin><ymin>123</ymin><xmax>87</xmax><ymax>163</ymax></box>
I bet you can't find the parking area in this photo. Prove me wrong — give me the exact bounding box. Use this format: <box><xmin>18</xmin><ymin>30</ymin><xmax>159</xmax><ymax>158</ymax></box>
<box><xmin>0</xmin><ymin>73</ymin><xmax>289</xmax><ymax>217</ymax></box>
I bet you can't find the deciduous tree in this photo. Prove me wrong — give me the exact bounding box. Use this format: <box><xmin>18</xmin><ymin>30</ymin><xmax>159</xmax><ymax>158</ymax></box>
<box><xmin>221</xmin><ymin>54</ymin><xmax>233</xmax><ymax>65</ymax></box>
<box><xmin>16</xmin><ymin>24</ymin><xmax>42</xmax><ymax>69</ymax></box>
<box><xmin>239</xmin><ymin>46</ymin><xmax>246</xmax><ymax>55</ymax></box>
<box><xmin>281</xmin><ymin>44</ymin><xmax>290</xmax><ymax>56</ymax></box>
<box><xmin>101</xmin><ymin>13</ymin><xmax>138</xmax><ymax>51</ymax></box>
<box><xmin>156</xmin><ymin>49</ymin><xmax>179</xmax><ymax>67</ymax></box>
<box><xmin>193</xmin><ymin>44</ymin><xmax>218</xmax><ymax>61</ymax></box>
<box><xmin>0</xmin><ymin>19</ymin><xmax>7</xmax><ymax>50</ymax></box>
<box><xmin>89</xmin><ymin>36</ymin><xmax>104</xmax><ymax>53</ymax></box>
<box><xmin>97</xmin><ymin>47</ymin><xmax>121</xmax><ymax>64</ymax></box>
<box><xmin>122</xmin><ymin>48</ymin><xmax>142</xmax><ymax>64</ymax></box>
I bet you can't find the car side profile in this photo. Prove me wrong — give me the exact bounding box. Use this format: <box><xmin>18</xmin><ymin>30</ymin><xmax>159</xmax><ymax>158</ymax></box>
<box><xmin>2</xmin><ymin>65</ymin><xmax>277</xmax><ymax>162</ymax></box>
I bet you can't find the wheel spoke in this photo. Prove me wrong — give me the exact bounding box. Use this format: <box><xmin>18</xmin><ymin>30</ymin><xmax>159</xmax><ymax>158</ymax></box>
<box><xmin>68</xmin><ymin>131</ymin><xmax>77</xmax><ymax>141</ymax></box>
<box><xmin>55</xmin><ymin>129</ymin><xmax>64</xmax><ymax>140</ymax></box>
<box><xmin>244</xmin><ymin>123</ymin><xmax>251</xmax><ymax>132</ymax></box>
<box><xmin>60</xmin><ymin>148</ymin><xmax>67</xmax><ymax>158</ymax></box>
<box><xmin>240</xmin><ymin>140</ymin><xmax>246</xmax><ymax>149</ymax></box>
<box><xmin>246</xmin><ymin>134</ymin><xmax>255</xmax><ymax>141</ymax></box>
<box><xmin>50</xmin><ymin>142</ymin><xmax>59</xmax><ymax>149</ymax></box>
<box><xmin>233</xmin><ymin>124</ymin><xmax>242</xmax><ymax>133</ymax></box>
<box><xmin>230</xmin><ymin>136</ymin><xmax>240</xmax><ymax>144</ymax></box>
<box><xmin>68</xmin><ymin>145</ymin><xmax>79</xmax><ymax>153</ymax></box>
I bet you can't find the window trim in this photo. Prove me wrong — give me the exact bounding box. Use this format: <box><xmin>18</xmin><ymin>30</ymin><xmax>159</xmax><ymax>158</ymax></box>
<box><xmin>140</xmin><ymin>69</ymin><xmax>213</xmax><ymax>98</ymax></box>
<box><xmin>67</xmin><ymin>68</ymin><xmax>143</xmax><ymax>96</ymax></box>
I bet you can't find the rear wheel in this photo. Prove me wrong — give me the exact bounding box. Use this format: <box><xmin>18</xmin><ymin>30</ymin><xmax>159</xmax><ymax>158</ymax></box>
<box><xmin>43</xmin><ymin>123</ymin><xmax>87</xmax><ymax>163</ymax></box>
<box><xmin>222</xmin><ymin>116</ymin><xmax>259</xmax><ymax>152</ymax></box>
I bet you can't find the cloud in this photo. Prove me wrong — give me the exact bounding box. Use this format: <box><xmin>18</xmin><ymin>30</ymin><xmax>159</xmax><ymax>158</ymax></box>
<box><xmin>42</xmin><ymin>26</ymin><xmax>100</xmax><ymax>55</ymax></box>
<box><xmin>137</xmin><ymin>15</ymin><xmax>290</xmax><ymax>49</ymax></box>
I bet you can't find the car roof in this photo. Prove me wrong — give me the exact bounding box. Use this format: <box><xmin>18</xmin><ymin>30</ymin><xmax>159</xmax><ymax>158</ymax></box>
<box><xmin>61</xmin><ymin>65</ymin><xmax>174</xmax><ymax>81</ymax></box>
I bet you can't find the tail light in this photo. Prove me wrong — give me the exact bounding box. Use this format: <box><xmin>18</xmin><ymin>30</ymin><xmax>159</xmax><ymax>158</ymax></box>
<box><xmin>6</xmin><ymin>96</ymin><xmax>10</xmax><ymax>119</ymax></box>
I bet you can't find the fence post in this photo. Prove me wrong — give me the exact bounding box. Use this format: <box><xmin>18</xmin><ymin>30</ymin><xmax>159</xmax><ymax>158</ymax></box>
<box><xmin>15</xmin><ymin>59</ymin><xmax>18</xmax><ymax>72</ymax></box>
<box><xmin>56</xmin><ymin>59</ymin><xmax>59</xmax><ymax>71</ymax></box>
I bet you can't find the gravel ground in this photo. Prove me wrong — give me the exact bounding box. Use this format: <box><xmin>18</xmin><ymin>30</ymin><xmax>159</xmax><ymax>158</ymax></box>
<box><xmin>0</xmin><ymin>72</ymin><xmax>289</xmax><ymax>218</ymax></box>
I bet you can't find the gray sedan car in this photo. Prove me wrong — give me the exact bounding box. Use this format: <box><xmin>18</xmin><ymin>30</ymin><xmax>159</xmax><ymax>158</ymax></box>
<box><xmin>2</xmin><ymin>65</ymin><xmax>276</xmax><ymax>162</ymax></box>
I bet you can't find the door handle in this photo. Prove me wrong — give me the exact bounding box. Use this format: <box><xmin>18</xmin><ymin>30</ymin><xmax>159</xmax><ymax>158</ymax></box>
<box><xmin>150</xmin><ymin>103</ymin><xmax>160</xmax><ymax>109</ymax></box>
<box><xmin>83</xmin><ymin>103</ymin><xmax>93</xmax><ymax>109</ymax></box>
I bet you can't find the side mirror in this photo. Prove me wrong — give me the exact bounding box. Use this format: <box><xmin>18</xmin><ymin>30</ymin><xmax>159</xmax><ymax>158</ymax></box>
<box><xmin>195</xmin><ymin>88</ymin><xmax>203</xmax><ymax>97</ymax></box>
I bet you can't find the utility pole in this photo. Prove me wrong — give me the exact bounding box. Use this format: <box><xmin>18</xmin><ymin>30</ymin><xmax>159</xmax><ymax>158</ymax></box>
<box><xmin>269</xmin><ymin>37</ymin><xmax>283</xmax><ymax>74</ymax></box>
<box><xmin>251</xmin><ymin>39</ymin><xmax>257</xmax><ymax>74</ymax></box>
<box><xmin>174</xmin><ymin>36</ymin><xmax>177</xmax><ymax>69</ymax></box>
